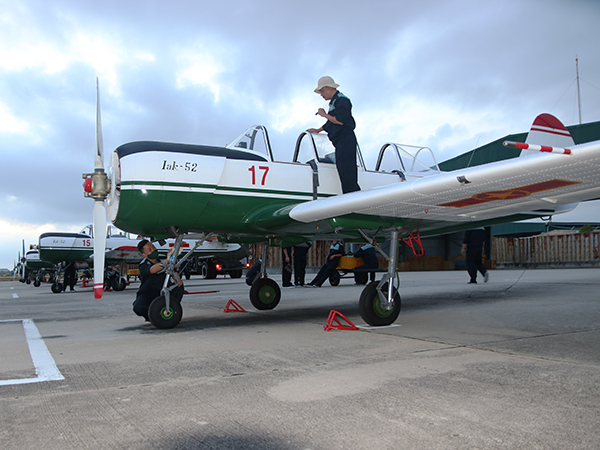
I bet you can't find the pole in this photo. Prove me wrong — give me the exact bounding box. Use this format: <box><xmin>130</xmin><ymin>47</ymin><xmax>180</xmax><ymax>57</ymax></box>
<box><xmin>576</xmin><ymin>56</ymin><xmax>582</xmax><ymax>124</ymax></box>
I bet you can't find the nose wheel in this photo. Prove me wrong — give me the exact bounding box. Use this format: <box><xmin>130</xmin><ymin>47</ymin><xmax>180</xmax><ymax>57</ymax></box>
<box><xmin>148</xmin><ymin>295</ymin><xmax>183</xmax><ymax>329</ymax></box>
<box><xmin>249</xmin><ymin>277</ymin><xmax>281</xmax><ymax>310</ymax></box>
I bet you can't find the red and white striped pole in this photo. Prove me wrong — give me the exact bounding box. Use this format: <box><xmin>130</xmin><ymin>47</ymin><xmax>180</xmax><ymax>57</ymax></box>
<box><xmin>503</xmin><ymin>141</ymin><xmax>572</xmax><ymax>155</ymax></box>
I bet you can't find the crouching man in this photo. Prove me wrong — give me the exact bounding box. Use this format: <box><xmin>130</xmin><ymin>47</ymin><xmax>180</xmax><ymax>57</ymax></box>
<box><xmin>133</xmin><ymin>239</ymin><xmax>184</xmax><ymax>321</ymax></box>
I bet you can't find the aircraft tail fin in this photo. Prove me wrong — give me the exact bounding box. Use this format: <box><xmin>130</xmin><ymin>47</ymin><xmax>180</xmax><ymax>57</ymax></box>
<box><xmin>525</xmin><ymin>113</ymin><xmax>575</xmax><ymax>148</ymax></box>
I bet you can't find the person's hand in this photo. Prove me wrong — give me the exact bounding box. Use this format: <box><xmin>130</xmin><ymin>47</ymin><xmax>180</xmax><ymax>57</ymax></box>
<box><xmin>316</xmin><ymin>108</ymin><xmax>327</xmax><ymax>118</ymax></box>
<box><xmin>306</xmin><ymin>128</ymin><xmax>320</xmax><ymax>133</ymax></box>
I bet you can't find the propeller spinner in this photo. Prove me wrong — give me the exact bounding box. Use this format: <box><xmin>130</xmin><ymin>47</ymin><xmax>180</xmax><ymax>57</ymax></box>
<box><xmin>83</xmin><ymin>79</ymin><xmax>110</xmax><ymax>299</ymax></box>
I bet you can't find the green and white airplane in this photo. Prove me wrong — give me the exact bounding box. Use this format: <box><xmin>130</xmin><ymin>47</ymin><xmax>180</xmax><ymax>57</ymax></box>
<box><xmin>84</xmin><ymin>83</ymin><xmax>600</xmax><ymax>329</ymax></box>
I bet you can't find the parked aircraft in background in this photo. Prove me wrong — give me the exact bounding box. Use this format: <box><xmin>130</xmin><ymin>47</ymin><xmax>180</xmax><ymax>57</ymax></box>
<box><xmin>37</xmin><ymin>224</ymin><xmax>246</xmax><ymax>293</ymax></box>
<box><xmin>83</xmin><ymin>82</ymin><xmax>600</xmax><ymax>328</ymax></box>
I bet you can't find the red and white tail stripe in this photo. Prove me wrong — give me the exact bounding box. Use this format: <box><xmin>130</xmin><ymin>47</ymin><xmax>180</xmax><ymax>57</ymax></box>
<box><xmin>504</xmin><ymin>141</ymin><xmax>572</xmax><ymax>155</ymax></box>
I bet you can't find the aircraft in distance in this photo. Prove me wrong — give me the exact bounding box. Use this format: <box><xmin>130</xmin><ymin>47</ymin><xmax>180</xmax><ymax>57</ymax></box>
<box><xmin>18</xmin><ymin>248</ymin><xmax>56</xmax><ymax>287</ymax></box>
<box><xmin>83</xmin><ymin>83</ymin><xmax>600</xmax><ymax>328</ymax></box>
<box><xmin>37</xmin><ymin>224</ymin><xmax>247</xmax><ymax>293</ymax></box>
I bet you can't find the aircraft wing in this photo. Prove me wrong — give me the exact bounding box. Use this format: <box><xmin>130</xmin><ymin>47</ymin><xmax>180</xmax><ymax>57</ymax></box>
<box><xmin>289</xmin><ymin>139</ymin><xmax>600</xmax><ymax>236</ymax></box>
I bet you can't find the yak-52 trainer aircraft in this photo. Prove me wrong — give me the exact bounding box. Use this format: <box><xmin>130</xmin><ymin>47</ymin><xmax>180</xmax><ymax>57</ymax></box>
<box><xmin>83</xmin><ymin>83</ymin><xmax>600</xmax><ymax>329</ymax></box>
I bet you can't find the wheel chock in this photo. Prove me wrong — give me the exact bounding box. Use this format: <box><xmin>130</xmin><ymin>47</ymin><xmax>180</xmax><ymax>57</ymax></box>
<box><xmin>224</xmin><ymin>299</ymin><xmax>246</xmax><ymax>313</ymax></box>
<box><xmin>324</xmin><ymin>310</ymin><xmax>358</xmax><ymax>331</ymax></box>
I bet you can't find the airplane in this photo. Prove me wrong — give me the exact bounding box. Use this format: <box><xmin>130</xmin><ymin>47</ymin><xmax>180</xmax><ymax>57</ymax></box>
<box><xmin>37</xmin><ymin>224</ymin><xmax>247</xmax><ymax>293</ymax></box>
<box><xmin>83</xmin><ymin>82</ymin><xmax>600</xmax><ymax>329</ymax></box>
<box><xmin>19</xmin><ymin>248</ymin><xmax>57</xmax><ymax>286</ymax></box>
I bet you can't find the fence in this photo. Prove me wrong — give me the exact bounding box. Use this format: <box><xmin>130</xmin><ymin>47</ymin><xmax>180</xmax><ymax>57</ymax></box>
<box><xmin>493</xmin><ymin>232</ymin><xmax>600</xmax><ymax>267</ymax></box>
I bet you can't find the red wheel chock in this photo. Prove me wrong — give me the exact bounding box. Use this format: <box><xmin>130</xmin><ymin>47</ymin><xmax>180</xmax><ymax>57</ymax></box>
<box><xmin>223</xmin><ymin>299</ymin><xmax>246</xmax><ymax>313</ymax></box>
<box><xmin>324</xmin><ymin>310</ymin><xmax>358</xmax><ymax>331</ymax></box>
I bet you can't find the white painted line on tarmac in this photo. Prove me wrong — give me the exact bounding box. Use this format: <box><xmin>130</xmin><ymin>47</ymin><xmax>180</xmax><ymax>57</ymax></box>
<box><xmin>0</xmin><ymin>319</ymin><xmax>64</xmax><ymax>386</ymax></box>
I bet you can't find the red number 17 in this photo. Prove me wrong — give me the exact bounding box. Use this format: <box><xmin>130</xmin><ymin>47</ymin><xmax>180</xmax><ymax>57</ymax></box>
<box><xmin>248</xmin><ymin>166</ymin><xmax>269</xmax><ymax>185</ymax></box>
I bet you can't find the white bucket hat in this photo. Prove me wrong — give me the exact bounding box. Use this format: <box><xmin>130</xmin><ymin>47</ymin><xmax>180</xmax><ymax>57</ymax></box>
<box><xmin>314</xmin><ymin>76</ymin><xmax>340</xmax><ymax>93</ymax></box>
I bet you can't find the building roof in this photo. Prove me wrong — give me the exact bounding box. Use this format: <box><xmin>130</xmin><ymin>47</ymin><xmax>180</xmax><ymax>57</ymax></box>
<box><xmin>439</xmin><ymin>120</ymin><xmax>600</xmax><ymax>171</ymax></box>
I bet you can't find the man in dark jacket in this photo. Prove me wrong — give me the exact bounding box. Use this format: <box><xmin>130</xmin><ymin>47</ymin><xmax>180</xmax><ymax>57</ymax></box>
<box><xmin>133</xmin><ymin>239</ymin><xmax>184</xmax><ymax>320</ymax></box>
<box><xmin>308</xmin><ymin>241</ymin><xmax>345</xmax><ymax>287</ymax></box>
<box><xmin>462</xmin><ymin>228</ymin><xmax>489</xmax><ymax>284</ymax></box>
<box><xmin>307</xmin><ymin>76</ymin><xmax>360</xmax><ymax>194</ymax></box>
<box><xmin>353</xmin><ymin>240</ymin><xmax>379</xmax><ymax>285</ymax></box>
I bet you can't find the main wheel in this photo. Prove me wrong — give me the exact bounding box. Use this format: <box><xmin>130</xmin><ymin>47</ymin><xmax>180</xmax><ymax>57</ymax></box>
<box><xmin>230</xmin><ymin>268</ymin><xmax>243</xmax><ymax>278</ymax></box>
<box><xmin>148</xmin><ymin>295</ymin><xmax>183</xmax><ymax>329</ymax></box>
<box><xmin>359</xmin><ymin>281</ymin><xmax>401</xmax><ymax>326</ymax></box>
<box><xmin>34</xmin><ymin>280</ymin><xmax>41</xmax><ymax>287</ymax></box>
<box><xmin>328</xmin><ymin>270</ymin><xmax>340</xmax><ymax>286</ymax></box>
<box><xmin>249</xmin><ymin>278</ymin><xmax>281</xmax><ymax>310</ymax></box>
<box><xmin>112</xmin><ymin>277</ymin><xmax>127</xmax><ymax>291</ymax></box>
<box><xmin>51</xmin><ymin>282</ymin><xmax>63</xmax><ymax>293</ymax></box>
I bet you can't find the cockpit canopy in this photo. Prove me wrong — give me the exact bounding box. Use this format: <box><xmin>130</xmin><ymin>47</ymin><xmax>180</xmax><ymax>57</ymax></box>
<box><xmin>226</xmin><ymin>125</ymin><xmax>439</xmax><ymax>178</ymax></box>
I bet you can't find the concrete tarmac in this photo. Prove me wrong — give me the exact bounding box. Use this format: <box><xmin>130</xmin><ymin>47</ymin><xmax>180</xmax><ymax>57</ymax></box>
<box><xmin>1</xmin><ymin>268</ymin><xmax>599</xmax><ymax>449</ymax></box>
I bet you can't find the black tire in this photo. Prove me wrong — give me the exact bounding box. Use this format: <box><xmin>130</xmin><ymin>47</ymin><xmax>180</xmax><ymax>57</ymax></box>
<box><xmin>230</xmin><ymin>268</ymin><xmax>243</xmax><ymax>279</ymax></box>
<box><xmin>26</xmin><ymin>279</ymin><xmax>31</xmax><ymax>285</ymax></box>
<box><xmin>34</xmin><ymin>280</ymin><xmax>41</xmax><ymax>287</ymax></box>
<box><xmin>51</xmin><ymin>282</ymin><xmax>63</xmax><ymax>294</ymax></box>
<box><xmin>359</xmin><ymin>281</ymin><xmax>401</xmax><ymax>326</ymax></box>
<box><xmin>112</xmin><ymin>277</ymin><xmax>127</xmax><ymax>291</ymax></box>
<box><xmin>184</xmin><ymin>263</ymin><xmax>191</xmax><ymax>280</ymax></box>
<box><xmin>201</xmin><ymin>262</ymin><xmax>217</xmax><ymax>279</ymax></box>
<box><xmin>328</xmin><ymin>270</ymin><xmax>341</xmax><ymax>286</ymax></box>
<box><xmin>148</xmin><ymin>295</ymin><xmax>183</xmax><ymax>329</ymax></box>
<box><xmin>249</xmin><ymin>278</ymin><xmax>281</xmax><ymax>310</ymax></box>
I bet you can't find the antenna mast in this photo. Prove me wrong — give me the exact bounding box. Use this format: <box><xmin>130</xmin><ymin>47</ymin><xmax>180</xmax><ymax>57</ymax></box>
<box><xmin>576</xmin><ymin>56</ymin><xmax>582</xmax><ymax>124</ymax></box>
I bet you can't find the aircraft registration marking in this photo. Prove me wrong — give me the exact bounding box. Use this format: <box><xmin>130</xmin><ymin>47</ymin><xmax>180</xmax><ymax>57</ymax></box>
<box><xmin>438</xmin><ymin>179</ymin><xmax>580</xmax><ymax>208</ymax></box>
<box><xmin>0</xmin><ymin>319</ymin><xmax>64</xmax><ymax>386</ymax></box>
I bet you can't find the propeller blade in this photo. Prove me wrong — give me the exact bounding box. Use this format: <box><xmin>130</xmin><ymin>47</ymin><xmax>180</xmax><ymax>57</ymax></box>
<box><xmin>93</xmin><ymin>201</ymin><xmax>107</xmax><ymax>299</ymax></box>
<box><xmin>95</xmin><ymin>78</ymin><xmax>104</xmax><ymax>171</ymax></box>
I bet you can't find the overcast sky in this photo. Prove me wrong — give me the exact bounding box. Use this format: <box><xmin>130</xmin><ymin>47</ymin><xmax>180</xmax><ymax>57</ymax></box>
<box><xmin>2</xmin><ymin>0</ymin><xmax>600</xmax><ymax>269</ymax></box>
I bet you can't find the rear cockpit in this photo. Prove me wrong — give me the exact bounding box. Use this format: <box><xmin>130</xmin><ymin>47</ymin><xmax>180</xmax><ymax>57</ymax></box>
<box><xmin>374</xmin><ymin>143</ymin><xmax>440</xmax><ymax>179</ymax></box>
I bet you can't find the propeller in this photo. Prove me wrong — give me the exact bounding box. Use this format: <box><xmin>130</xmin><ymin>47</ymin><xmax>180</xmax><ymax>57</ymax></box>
<box><xmin>83</xmin><ymin>79</ymin><xmax>110</xmax><ymax>299</ymax></box>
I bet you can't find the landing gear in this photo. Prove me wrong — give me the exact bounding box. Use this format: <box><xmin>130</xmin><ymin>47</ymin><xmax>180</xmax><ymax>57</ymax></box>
<box><xmin>249</xmin><ymin>243</ymin><xmax>281</xmax><ymax>310</ymax></box>
<box><xmin>51</xmin><ymin>282</ymin><xmax>63</xmax><ymax>293</ymax></box>
<box><xmin>249</xmin><ymin>278</ymin><xmax>281</xmax><ymax>310</ymax></box>
<box><xmin>112</xmin><ymin>277</ymin><xmax>127</xmax><ymax>291</ymax></box>
<box><xmin>359</xmin><ymin>281</ymin><xmax>401</xmax><ymax>326</ymax></box>
<box><xmin>357</xmin><ymin>229</ymin><xmax>402</xmax><ymax>327</ymax></box>
<box><xmin>148</xmin><ymin>295</ymin><xmax>182</xmax><ymax>329</ymax></box>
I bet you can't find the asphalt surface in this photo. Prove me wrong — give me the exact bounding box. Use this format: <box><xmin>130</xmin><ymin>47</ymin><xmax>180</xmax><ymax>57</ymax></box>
<box><xmin>1</xmin><ymin>268</ymin><xmax>599</xmax><ymax>449</ymax></box>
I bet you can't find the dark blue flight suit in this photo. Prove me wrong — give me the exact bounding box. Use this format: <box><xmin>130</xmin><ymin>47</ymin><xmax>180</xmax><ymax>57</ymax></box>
<box><xmin>133</xmin><ymin>257</ymin><xmax>184</xmax><ymax>320</ymax></box>
<box><xmin>463</xmin><ymin>228</ymin><xmax>488</xmax><ymax>283</ymax></box>
<box><xmin>322</xmin><ymin>91</ymin><xmax>360</xmax><ymax>194</ymax></box>
<box><xmin>353</xmin><ymin>244</ymin><xmax>379</xmax><ymax>284</ymax></box>
<box><xmin>309</xmin><ymin>242</ymin><xmax>345</xmax><ymax>287</ymax></box>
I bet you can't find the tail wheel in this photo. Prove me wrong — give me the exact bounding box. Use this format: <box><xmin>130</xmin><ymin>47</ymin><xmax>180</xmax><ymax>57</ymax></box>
<box><xmin>359</xmin><ymin>281</ymin><xmax>401</xmax><ymax>326</ymax></box>
<box><xmin>148</xmin><ymin>295</ymin><xmax>183</xmax><ymax>329</ymax></box>
<box><xmin>249</xmin><ymin>278</ymin><xmax>281</xmax><ymax>310</ymax></box>
<box><xmin>328</xmin><ymin>270</ymin><xmax>340</xmax><ymax>286</ymax></box>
